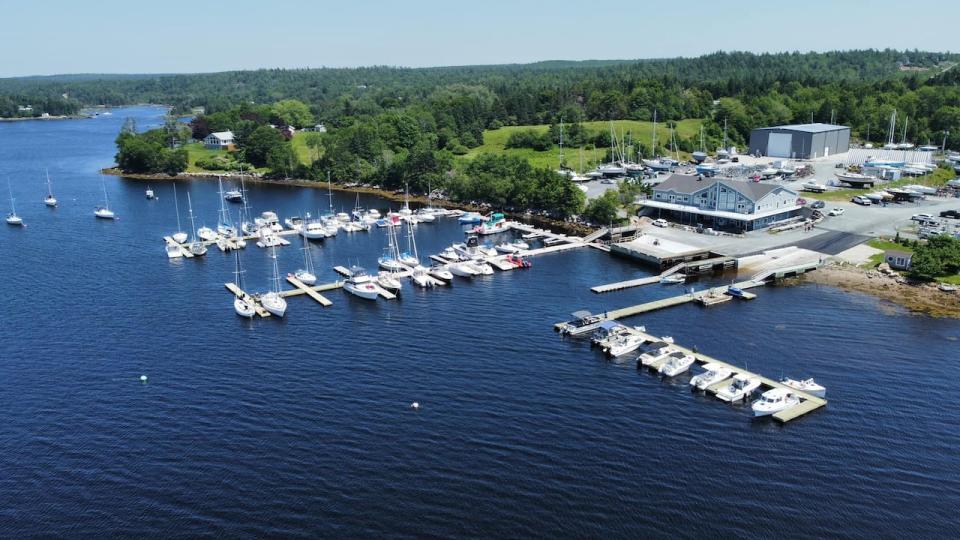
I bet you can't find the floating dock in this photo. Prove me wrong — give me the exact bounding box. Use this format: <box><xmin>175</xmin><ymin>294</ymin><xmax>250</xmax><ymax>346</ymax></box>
<box><xmin>163</xmin><ymin>236</ymin><xmax>194</xmax><ymax>258</ymax></box>
<box><xmin>224</xmin><ymin>282</ymin><xmax>271</xmax><ymax>318</ymax></box>
<box><xmin>283</xmin><ymin>275</ymin><xmax>340</xmax><ymax>306</ymax></box>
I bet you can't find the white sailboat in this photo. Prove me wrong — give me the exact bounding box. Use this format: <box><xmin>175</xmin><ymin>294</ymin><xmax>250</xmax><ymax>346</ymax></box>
<box><xmin>171</xmin><ymin>183</ymin><xmax>188</xmax><ymax>244</ymax></box>
<box><xmin>186</xmin><ymin>192</ymin><xmax>207</xmax><ymax>256</ymax></box>
<box><xmin>216</xmin><ymin>177</ymin><xmax>237</xmax><ymax>237</ymax></box>
<box><xmin>6</xmin><ymin>181</ymin><xmax>23</xmax><ymax>226</ymax></box>
<box><xmin>94</xmin><ymin>174</ymin><xmax>116</xmax><ymax>219</ymax></box>
<box><xmin>399</xmin><ymin>219</ymin><xmax>421</xmax><ymax>267</ymax></box>
<box><xmin>233</xmin><ymin>250</ymin><xmax>255</xmax><ymax>318</ymax></box>
<box><xmin>378</xmin><ymin>224</ymin><xmax>406</xmax><ymax>272</ymax></box>
<box><xmin>294</xmin><ymin>235</ymin><xmax>317</xmax><ymax>285</ymax></box>
<box><xmin>260</xmin><ymin>246</ymin><xmax>288</xmax><ymax>317</ymax></box>
<box><xmin>43</xmin><ymin>169</ymin><xmax>57</xmax><ymax>207</ymax></box>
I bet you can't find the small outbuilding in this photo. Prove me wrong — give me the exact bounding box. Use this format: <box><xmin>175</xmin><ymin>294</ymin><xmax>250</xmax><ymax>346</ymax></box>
<box><xmin>884</xmin><ymin>250</ymin><xmax>912</xmax><ymax>270</ymax></box>
<box><xmin>749</xmin><ymin>123</ymin><xmax>850</xmax><ymax>159</ymax></box>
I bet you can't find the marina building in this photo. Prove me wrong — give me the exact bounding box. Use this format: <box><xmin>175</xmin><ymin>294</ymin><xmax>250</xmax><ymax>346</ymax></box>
<box><xmin>643</xmin><ymin>174</ymin><xmax>801</xmax><ymax>232</ymax></box>
<box><xmin>749</xmin><ymin>123</ymin><xmax>850</xmax><ymax>159</ymax></box>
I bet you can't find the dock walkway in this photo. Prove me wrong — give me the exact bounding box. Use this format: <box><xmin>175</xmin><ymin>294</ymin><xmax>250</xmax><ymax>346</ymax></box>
<box><xmin>282</xmin><ymin>275</ymin><xmax>340</xmax><ymax>306</ymax></box>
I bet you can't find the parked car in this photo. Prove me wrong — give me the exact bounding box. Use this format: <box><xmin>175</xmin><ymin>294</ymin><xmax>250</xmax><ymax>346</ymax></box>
<box><xmin>828</xmin><ymin>208</ymin><xmax>845</xmax><ymax>216</ymax></box>
<box><xmin>939</xmin><ymin>209</ymin><xmax>960</xmax><ymax>219</ymax></box>
<box><xmin>651</xmin><ymin>218</ymin><xmax>669</xmax><ymax>228</ymax></box>
<box><xmin>851</xmin><ymin>195</ymin><xmax>872</xmax><ymax>206</ymax></box>
<box><xmin>911</xmin><ymin>213</ymin><xmax>934</xmax><ymax>222</ymax></box>
<box><xmin>810</xmin><ymin>200</ymin><xmax>826</xmax><ymax>209</ymax></box>
<box><xmin>919</xmin><ymin>226</ymin><xmax>947</xmax><ymax>239</ymax></box>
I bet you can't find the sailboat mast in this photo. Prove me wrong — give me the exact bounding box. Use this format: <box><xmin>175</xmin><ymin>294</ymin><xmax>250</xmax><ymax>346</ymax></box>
<box><xmin>270</xmin><ymin>246</ymin><xmax>281</xmax><ymax>294</ymax></box>
<box><xmin>187</xmin><ymin>192</ymin><xmax>198</xmax><ymax>241</ymax></box>
<box><xmin>173</xmin><ymin>183</ymin><xmax>183</xmax><ymax>232</ymax></box>
<box><xmin>558</xmin><ymin>116</ymin><xmax>564</xmax><ymax>170</ymax></box>
<box><xmin>651</xmin><ymin>110</ymin><xmax>658</xmax><ymax>158</ymax></box>
<box><xmin>45</xmin><ymin>168</ymin><xmax>53</xmax><ymax>197</ymax></box>
<box><xmin>327</xmin><ymin>171</ymin><xmax>333</xmax><ymax>213</ymax></box>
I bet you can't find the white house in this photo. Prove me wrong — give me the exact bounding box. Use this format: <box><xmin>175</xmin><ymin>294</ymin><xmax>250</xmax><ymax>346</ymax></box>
<box><xmin>643</xmin><ymin>174</ymin><xmax>801</xmax><ymax>231</ymax></box>
<box><xmin>204</xmin><ymin>131</ymin><xmax>235</xmax><ymax>150</ymax></box>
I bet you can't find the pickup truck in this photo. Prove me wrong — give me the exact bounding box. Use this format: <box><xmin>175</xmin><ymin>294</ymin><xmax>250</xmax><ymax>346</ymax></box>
<box><xmin>940</xmin><ymin>209</ymin><xmax>960</xmax><ymax>219</ymax></box>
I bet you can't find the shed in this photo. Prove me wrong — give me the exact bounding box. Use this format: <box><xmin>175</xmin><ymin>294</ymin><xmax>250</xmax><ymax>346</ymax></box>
<box><xmin>884</xmin><ymin>250</ymin><xmax>912</xmax><ymax>270</ymax></box>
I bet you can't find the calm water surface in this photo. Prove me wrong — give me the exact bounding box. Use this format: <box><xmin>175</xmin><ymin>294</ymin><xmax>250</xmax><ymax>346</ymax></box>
<box><xmin>1</xmin><ymin>107</ymin><xmax>958</xmax><ymax>538</ymax></box>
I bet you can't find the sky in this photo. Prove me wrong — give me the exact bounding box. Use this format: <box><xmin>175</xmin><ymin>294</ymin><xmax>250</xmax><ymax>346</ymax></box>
<box><xmin>2</xmin><ymin>0</ymin><xmax>958</xmax><ymax>77</ymax></box>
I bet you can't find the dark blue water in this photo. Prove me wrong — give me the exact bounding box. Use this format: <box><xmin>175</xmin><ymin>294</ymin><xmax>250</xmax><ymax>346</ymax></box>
<box><xmin>1</xmin><ymin>107</ymin><xmax>958</xmax><ymax>538</ymax></box>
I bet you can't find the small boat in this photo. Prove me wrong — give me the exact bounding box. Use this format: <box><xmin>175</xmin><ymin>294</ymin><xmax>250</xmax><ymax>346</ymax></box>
<box><xmin>689</xmin><ymin>362</ymin><xmax>733</xmax><ymax>391</ymax></box>
<box><xmin>472</xmin><ymin>213</ymin><xmax>511</xmax><ymax>235</ymax></box>
<box><xmin>939</xmin><ymin>283</ymin><xmax>958</xmax><ymax>292</ymax></box>
<box><xmin>605</xmin><ymin>332</ymin><xmax>646</xmax><ymax>357</ymax></box>
<box><xmin>170</xmin><ymin>184</ymin><xmax>188</xmax><ymax>243</ymax></box>
<box><xmin>94</xmin><ymin>174</ymin><xmax>116</xmax><ymax>219</ymax></box>
<box><xmin>300</xmin><ymin>221</ymin><xmax>328</xmax><ymax>240</ymax></box>
<box><xmin>232</xmin><ymin>250</ymin><xmax>255</xmax><ymax>318</ymax></box>
<box><xmin>197</xmin><ymin>226</ymin><xmax>217</xmax><ymax>242</ymax></box>
<box><xmin>186</xmin><ymin>193</ymin><xmax>207</xmax><ymax>256</ymax></box>
<box><xmin>427</xmin><ymin>264</ymin><xmax>454</xmax><ymax>282</ymax></box>
<box><xmin>376</xmin><ymin>272</ymin><xmax>403</xmax><ymax>293</ymax></box>
<box><xmin>285</xmin><ymin>216</ymin><xmax>305</xmax><ymax>232</ymax></box>
<box><xmin>43</xmin><ymin>169</ymin><xmax>57</xmax><ymax>207</ymax></box>
<box><xmin>780</xmin><ymin>377</ymin><xmax>826</xmax><ymax>398</ymax></box>
<box><xmin>260</xmin><ymin>246</ymin><xmax>288</xmax><ymax>317</ymax></box>
<box><xmin>727</xmin><ymin>286</ymin><xmax>745</xmax><ymax>298</ymax></box>
<box><xmin>751</xmin><ymin>388</ymin><xmax>799</xmax><ymax>417</ymax></box>
<box><xmin>336</xmin><ymin>211</ymin><xmax>351</xmax><ymax>222</ymax></box>
<box><xmin>658</xmin><ymin>352</ymin><xmax>695</xmax><ymax>377</ymax></box>
<box><xmin>468</xmin><ymin>261</ymin><xmax>494</xmax><ymax>275</ymax></box>
<box><xmin>591</xmin><ymin>321</ymin><xmax>629</xmax><ymax>348</ymax></box>
<box><xmin>415</xmin><ymin>210</ymin><xmax>436</xmax><ymax>223</ymax></box>
<box><xmin>715</xmin><ymin>374</ymin><xmax>761</xmax><ymax>402</ymax></box>
<box><xmin>145</xmin><ymin>186</ymin><xmax>155</xmax><ymax>199</ymax></box>
<box><xmin>458</xmin><ymin>212</ymin><xmax>483</xmax><ymax>225</ymax></box>
<box><xmin>638</xmin><ymin>342</ymin><xmax>675</xmax><ymax>367</ymax></box>
<box><xmin>448</xmin><ymin>261</ymin><xmax>479</xmax><ymax>278</ymax></box>
<box><xmin>495</xmin><ymin>242</ymin><xmax>521</xmax><ymax>254</ymax></box>
<box><xmin>224</xmin><ymin>188</ymin><xmax>243</xmax><ymax>202</ymax></box>
<box><xmin>439</xmin><ymin>247</ymin><xmax>463</xmax><ymax>261</ymax></box>
<box><xmin>411</xmin><ymin>266</ymin><xmax>435</xmax><ymax>288</ymax></box>
<box><xmin>510</xmin><ymin>240</ymin><xmax>530</xmax><ymax>251</ymax></box>
<box><xmin>505</xmin><ymin>254</ymin><xmax>532</xmax><ymax>268</ymax></box>
<box><xmin>343</xmin><ymin>267</ymin><xmax>380</xmax><ymax>300</ymax></box>
<box><xmin>660</xmin><ymin>274</ymin><xmax>686</xmax><ymax>285</ymax></box>
<box><xmin>6</xmin><ymin>181</ymin><xmax>23</xmax><ymax>226</ymax></box>
<box><xmin>293</xmin><ymin>236</ymin><xmax>317</xmax><ymax>285</ymax></box>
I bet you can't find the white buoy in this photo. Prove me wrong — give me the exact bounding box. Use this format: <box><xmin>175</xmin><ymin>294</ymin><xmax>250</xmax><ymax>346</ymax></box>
<box><xmin>140</xmin><ymin>375</ymin><xmax>148</xmax><ymax>382</ymax></box>
<box><xmin>410</xmin><ymin>402</ymin><xmax>420</xmax><ymax>410</ymax></box>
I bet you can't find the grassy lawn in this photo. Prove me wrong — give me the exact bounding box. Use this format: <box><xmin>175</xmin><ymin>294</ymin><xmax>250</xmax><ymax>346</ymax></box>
<box><xmin>938</xmin><ymin>274</ymin><xmax>960</xmax><ymax>285</ymax></box>
<box><xmin>184</xmin><ymin>142</ymin><xmax>228</xmax><ymax>173</ymax></box>
<box><xmin>463</xmin><ymin>119</ymin><xmax>704</xmax><ymax>170</ymax></box>
<box><xmin>865</xmin><ymin>238</ymin><xmax>913</xmax><ymax>267</ymax></box>
<box><xmin>291</xmin><ymin>132</ymin><xmax>321</xmax><ymax>164</ymax></box>
<box><xmin>817</xmin><ymin>167</ymin><xmax>956</xmax><ymax>202</ymax></box>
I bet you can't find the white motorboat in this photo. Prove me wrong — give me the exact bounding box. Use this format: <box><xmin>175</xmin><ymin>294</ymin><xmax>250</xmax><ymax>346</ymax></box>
<box><xmin>170</xmin><ymin>183</ymin><xmax>188</xmax><ymax>243</ymax></box>
<box><xmin>468</xmin><ymin>261</ymin><xmax>494</xmax><ymax>275</ymax></box>
<box><xmin>440</xmin><ymin>247</ymin><xmax>463</xmax><ymax>261</ymax></box>
<box><xmin>253</xmin><ymin>211</ymin><xmax>282</xmax><ymax>233</ymax></box>
<box><xmin>197</xmin><ymin>226</ymin><xmax>217</xmax><ymax>242</ymax></box>
<box><xmin>715</xmin><ymin>373</ymin><xmax>761</xmax><ymax>402</ymax></box>
<box><xmin>410</xmin><ymin>266</ymin><xmax>435</xmax><ymax>288</ymax></box>
<box><xmin>366</xmin><ymin>208</ymin><xmax>381</xmax><ymax>220</ymax></box>
<box><xmin>638</xmin><ymin>342</ymin><xmax>675</xmax><ymax>367</ymax></box>
<box><xmin>342</xmin><ymin>221</ymin><xmax>369</xmax><ymax>233</ymax></box>
<box><xmin>185</xmin><ymin>193</ymin><xmax>206</xmax><ymax>256</ymax></box>
<box><xmin>558</xmin><ymin>310</ymin><xmax>606</xmax><ymax>336</ymax></box>
<box><xmin>145</xmin><ymin>186</ymin><xmax>155</xmax><ymax>199</ymax></box>
<box><xmin>427</xmin><ymin>264</ymin><xmax>454</xmax><ymax>282</ymax></box>
<box><xmin>94</xmin><ymin>174</ymin><xmax>117</xmax><ymax>219</ymax></box>
<box><xmin>495</xmin><ymin>242</ymin><xmax>520</xmax><ymax>254</ymax></box>
<box><xmin>376</xmin><ymin>272</ymin><xmax>403</xmax><ymax>293</ymax></box>
<box><xmin>510</xmin><ymin>240</ymin><xmax>530</xmax><ymax>251</ymax></box>
<box><xmin>300</xmin><ymin>221</ymin><xmax>328</xmax><ymax>240</ymax></box>
<box><xmin>591</xmin><ymin>321</ymin><xmax>629</xmax><ymax>348</ymax></box>
<box><xmin>780</xmin><ymin>377</ymin><xmax>826</xmax><ymax>398</ymax></box>
<box><xmin>256</xmin><ymin>231</ymin><xmax>284</xmax><ymax>248</ymax></box>
<box><xmin>448</xmin><ymin>261</ymin><xmax>479</xmax><ymax>277</ymax></box>
<box><xmin>224</xmin><ymin>188</ymin><xmax>243</xmax><ymax>202</ymax></box>
<box><xmin>260</xmin><ymin>246</ymin><xmax>287</xmax><ymax>317</ymax></box>
<box><xmin>43</xmin><ymin>169</ymin><xmax>57</xmax><ymax>207</ymax></box>
<box><xmin>660</xmin><ymin>274</ymin><xmax>686</xmax><ymax>285</ymax></box>
<box><xmin>658</xmin><ymin>351</ymin><xmax>695</xmax><ymax>377</ymax></box>
<box><xmin>751</xmin><ymin>388</ymin><xmax>799</xmax><ymax>417</ymax></box>
<box><xmin>232</xmin><ymin>250</ymin><xmax>255</xmax><ymax>318</ymax></box>
<box><xmin>336</xmin><ymin>212</ymin><xmax>351</xmax><ymax>222</ymax></box>
<box><xmin>285</xmin><ymin>216</ymin><xmax>305</xmax><ymax>232</ymax></box>
<box><xmin>293</xmin><ymin>236</ymin><xmax>317</xmax><ymax>285</ymax></box>
<box><xmin>343</xmin><ymin>267</ymin><xmax>380</xmax><ymax>300</ymax></box>
<box><xmin>605</xmin><ymin>332</ymin><xmax>646</xmax><ymax>357</ymax></box>
<box><xmin>689</xmin><ymin>362</ymin><xmax>733</xmax><ymax>391</ymax></box>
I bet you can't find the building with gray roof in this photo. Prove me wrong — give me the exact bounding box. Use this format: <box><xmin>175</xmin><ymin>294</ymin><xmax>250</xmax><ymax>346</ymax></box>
<box><xmin>749</xmin><ymin>123</ymin><xmax>850</xmax><ymax>159</ymax></box>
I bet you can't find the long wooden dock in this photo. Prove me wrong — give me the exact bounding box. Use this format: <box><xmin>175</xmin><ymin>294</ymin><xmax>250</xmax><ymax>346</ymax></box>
<box><xmin>611</xmin><ymin>326</ymin><xmax>827</xmax><ymax>423</ymax></box>
<box><xmin>282</xmin><ymin>275</ymin><xmax>340</xmax><ymax>306</ymax></box>
<box><xmin>224</xmin><ymin>282</ymin><xmax>271</xmax><ymax>318</ymax></box>
<box><xmin>591</xmin><ymin>262</ymin><xmax>686</xmax><ymax>293</ymax></box>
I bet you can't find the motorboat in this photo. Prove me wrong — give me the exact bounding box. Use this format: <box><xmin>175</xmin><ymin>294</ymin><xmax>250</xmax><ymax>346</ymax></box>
<box><xmin>715</xmin><ymin>374</ymin><xmax>761</xmax><ymax>402</ymax></box>
<box><xmin>256</xmin><ymin>232</ymin><xmax>284</xmax><ymax>248</ymax></box>
<box><xmin>145</xmin><ymin>186</ymin><xmax>155</xmax><ymax>199</ymax></box>
<box><xmin>224</xmin><ymin>188</ymin><xmax>243</xmax><ymax>202</ymax></box>
<box><xmin>591</xmin><ymin>321</ymin><xmax>629</xmax><ymax>348</ymax></box>
<box><xmin>448</xmin><ymin>261</ymin><xmax>479</xmax><ymax>277</ymax></box>
<box><xmin>259</xmin><ymin>246</ymin><xmax>287</xmax><ymax>317</ymax></box>
<box><xmin>197</xmin><ymin>226</ymin><xmax>217</xmax><ymax>242</ymax></box>
<box><xmin>255</xmin><ymin>211</ymin><xmax>283</xmax><ymax>233</ymax></box>
<box><xmin>505</xmin><ymin>254</ymin><xmax>532</xmax><ymax>268</ymax></box>
<box><xmin>343</xmin><ymin>267</ymin><xmax>380</xmax><ymax>300</ymax></box>
<box><xmin>335</xmin><ymin>211</ymin><xmax>351</xmax><ymax>222</ymax></box>
<box><xmin>660</xmin><ymin>274</ymin><xmax>686</xmax><ymax>285</ymax></box>
<box><xmin>458</xmin><ymin>212</ymin><xmax>483</xmax><ymax>225</ymax></box>
<box><xmin>510</xmin><ymin>240</ymin><xmax>530</xmax><ymax>250</ymax></box>
<box><xmin>285</xmin><ymin>216</ymin><xmax>305</xmax><ymax>232</ymax></box>
<box><xmin>780</xmin><ymin>377</ymin><xmax>826</xmax><ymax>398</ymax></box>
<box><xmin>751</xmin><ymin>388</ymin><xmax>799</xmax><ymax>417</ymax></box>
<box><xmin>376</xmin><ymin>272</ymin><xmax>403</xmax><ymax>293</ymax></box>
<box><xmin>658</xmin><ymin>352</ymin><xmax>695</xmax><ymax>377</ymax></box>
<box><xmin>467</xmin><ymin>261</ymin><xmax>494</xmax><ymax>275</ymax></box>
<box><xmin>695</xmin><ymin>163</ymin><xmax>719</xmax><ymax>176</ymax></box>
<box><xmin>689</xmin><ymin>362</ymin><xmax>733</xmax><ymax>391</ymax></box>
<box><xmin>411</xmin><ymin>266</ymin><xmax>435</xmax><ymax>288</ymax></box>
<box><xmin>300</xmin><ymin>221</ymin><xmax>328</xmax><ymax>240</ymax></box>
<box><xmin>342</xmin><ymin>221</ymin><xmax>369</xmax><ymax>233</ymax></box>
<box><xmin>472</xmin><ymin>213</ymin><xmax>511</xmax><ymax>235</ymax></box>
<box><xmin>605</xmin><ymin>332</ymin><xmax>646</xmax><ymax>357</ymax></box>
<box><xmin>477</xmin><ymin>244</ymin><xmax>498</xmax><ymax>257</ymax></box>
<box><xmin>440</xmin><ymin>247</ymin><xmax>463</xmax><ymax>261</ymax></box>
<box><xmin>558</xmin><ymin>310</ymin><xmax>605</xmax><ymax>336</ymax></box>
<box><xmin>415</xmin><ymin>210</ymin><xmax>436</xmax><ymax>223</ymax></box>
<box><xmin>427</xmin><ymin>264</ymin><xmax>454</xmax><ymax>282</ymax></box>
<box><xmin>638</xmin><ymin>342</ymin><xmax>675</xmax><ymax>367</ymax></box>
<box><xmin>727</xmin><ymin>286</ymin><xmax>746</xmax><ymax>298</ymax></box>
<box><xmin>835</xmin><ymin>172</ymin><xmax>877</xmax><ymax>187</ymax></box>
<box><xmin>495</xmin><ymin>242</ymin><xmax>521</xmax><ymax>254</ymax></box>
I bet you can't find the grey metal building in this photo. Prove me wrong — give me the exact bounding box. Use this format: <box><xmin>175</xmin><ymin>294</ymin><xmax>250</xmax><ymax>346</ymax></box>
<box><xmin>748</xmin><ymin>123</ymin><xmax>850</xmax><ymax>159</ymax></box>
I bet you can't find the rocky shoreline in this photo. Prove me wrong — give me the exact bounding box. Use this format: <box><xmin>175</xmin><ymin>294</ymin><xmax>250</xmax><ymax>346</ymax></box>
<box><xmin>801</xmin><ymin>263</ymin><xmax>960</xmax><ymax>318</ymax></box>
<box><xmin>102</xmin><ymin>168</ymin><xmax>596</xmax><ymax>237</ymax></box>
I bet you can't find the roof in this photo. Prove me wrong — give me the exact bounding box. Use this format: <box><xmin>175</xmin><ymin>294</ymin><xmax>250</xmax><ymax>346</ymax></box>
<box><xmin>207</xmin><ymin>131</ymin><xmax>234</xmax><ymax>140</ymax></box>
<box><xmin>571</xmin><ymin>310</ymin><xmax>593</xmax><ymax>319</ymax></box>
<box><xmin>885</xmin><ymin>250</ymin><xmax>912</xmax><ymax>259</ymax></box>
<box><xmin>598</xmin><ymin>320</ymin><xmax>621</xmax><ymax>331</ymax></box>
<box><xmin>653</xmin><ymin>174</ymin><xmax>786</xmax><ymax>201</ymax></box>
<box><xmin>641</xmin><ymin>199</ymin><xmax>802</xmax><ymax>222</ymax></box>
<box><xmin>754</xmin><ymin>123</ymin><xmax>849</xmax><ymax>134</ymax></box>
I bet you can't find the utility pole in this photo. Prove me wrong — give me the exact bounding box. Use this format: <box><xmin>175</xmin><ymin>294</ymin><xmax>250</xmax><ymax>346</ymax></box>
<box><xmin>943</xmin><ymin>130</ymin><xmax>950</xmax><ymax>153</ymax></box>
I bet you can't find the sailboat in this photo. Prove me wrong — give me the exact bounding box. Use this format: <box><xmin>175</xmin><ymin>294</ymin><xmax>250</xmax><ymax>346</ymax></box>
<box><xmin>294</xmin><ymin>235</ymin><xmax>317</xmax><ymax>285</ymax></box>
<box><xmin>642</xmin><ymin>110</ymin><xmax>672</xmax><ymax>172</ymax></box>
<box><xmin>398</xmin><ymin>219</ymin><xmax>421</xmax><ymax>266</ymax></box>
<box><xmin>171</xmin><ymin>183</ymin><xmax>188</xmax><ymax>243</ymax></box>
<box><xmin>260</xmin><ymin>246</ymin><xmax>288</xmax><ymax>317</ymax></box>
<box><xmin>6</xmin><ymin>181</ymin><xmax>23</xmax><ymax>226</ymax></box>
<box><xmin>692</xmin><ymin>126</ymin><xmax>707</xmax><ymax>163</ymax></box>
<box><xmin>378</xmin><ymin>223</ymin><xmax>406</xmax><ymax>271</ymax></box>
<box><xmin>43</xmin><ymin>169</ymin><xmax>57</xmax><ymax>207</ymax></box>
<box><xmin>216</xmin><ymin>177</ymin><xmax>237</xmax><ymax>237</ymax></box>
<box><xmin>186</xmin><ymin>192</ymin><xmax>207</xmax><ymax>256</ymax></box>
<box><xmin>94</xmin><ymin>174</ymin><xmax>116</xmax><ymax>219</ymax></box>
<box><xmin>233</xmin><ymin>250</ymin><xmax>256</xmax><ymax>318</ymax></box>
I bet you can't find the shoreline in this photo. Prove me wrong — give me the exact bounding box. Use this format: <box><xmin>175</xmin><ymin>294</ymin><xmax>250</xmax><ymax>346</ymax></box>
<box><xmin>101</xmin><ymin>168</ymin><xmax>597</xmax><ymax>237</ymax></box>
<box><xmin>0</xmin><ymin>114</ymin><xmax>87</xmax><ymax>122</ymax></box>
<box><xmin>800</xmin><ymin>263</ymin><xmax>960</xmax><ymax>318</ymax></box>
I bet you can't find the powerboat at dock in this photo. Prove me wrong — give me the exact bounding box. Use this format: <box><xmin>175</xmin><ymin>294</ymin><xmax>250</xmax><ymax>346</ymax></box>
<box><xmin>637</xmin><ymin>342</ymin><xmax>676</xmax><ymax>368</ymax></box>
<box><xmin>689</xmin><ymin>362</ymin><xmax>733</xmax><ymax>391</ymax></box>
<box><xmin>343</xmin><ymin>267</ymin><xmax>381</xmax><ymax>300</ymax></box>
<box><xmin>715</xmin><ymin>373</ymin><xmax>761</xmax><ymax>402</ymax></box>
<box><xmin>658</xmin><ymin>351</ymin><xmax>695</xmax><ymax>377</ymax></box>
<box><xmin>751</xmin><ymin>388</ymin><xmax>799</xmax><ymax>417</ymax></box>
<box><xmin>780</xmin><ymin>377</ymin><xmax>826</xmax><ymax>398</ymax></box>
<box><xmin>558</xmin><ymin>311</ymin><xmax>607</xmax><ymax>336</ymax></box>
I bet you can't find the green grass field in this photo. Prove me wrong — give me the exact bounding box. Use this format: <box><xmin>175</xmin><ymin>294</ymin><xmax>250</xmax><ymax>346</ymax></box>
<box><xmin>184</xmin><ymin>142</ymin><xmax>227</xmax><ymax>173</ymax></box>
<box><xmin>463</xmin><ymin>119</ymin><xmax>704</xmax><ymax>170</ymax></box>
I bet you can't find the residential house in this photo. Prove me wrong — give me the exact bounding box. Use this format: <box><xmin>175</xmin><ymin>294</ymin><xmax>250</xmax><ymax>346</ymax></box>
<box><xmin>204</xmin><ymin>131</ymin><xmax>235</xmax><ymax>150</ymax></box>
<box><xmin>643</xmin><ymin>174</ymin><xmax>801</xmax><ymax>231</ymax></box>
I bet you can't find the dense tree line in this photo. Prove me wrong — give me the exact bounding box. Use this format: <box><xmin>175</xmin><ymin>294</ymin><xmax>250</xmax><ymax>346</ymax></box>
<box><xmin>0</xmin><ymin>93</ymin><xmax>80</xmax><ymax>117</ymax></box>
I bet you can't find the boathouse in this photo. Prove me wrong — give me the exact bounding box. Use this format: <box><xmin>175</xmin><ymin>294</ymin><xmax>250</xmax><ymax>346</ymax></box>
<box><xmin>643</xmin><ymin>174</ymin><xmax>801</xmax><ymax>232</ymax></box>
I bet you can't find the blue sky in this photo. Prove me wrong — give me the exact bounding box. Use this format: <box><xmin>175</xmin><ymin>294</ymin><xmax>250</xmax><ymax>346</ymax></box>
<box><xmin>2</xmin><ymin>0</ymin><xmax>957</xmax><ymax>77</ymax></box>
